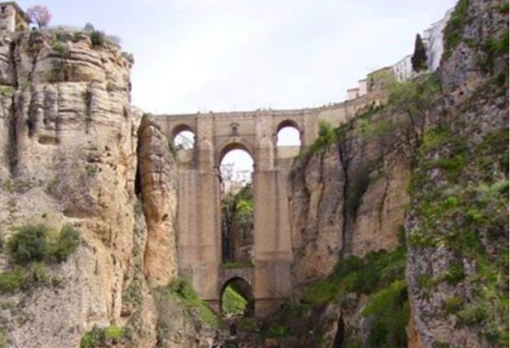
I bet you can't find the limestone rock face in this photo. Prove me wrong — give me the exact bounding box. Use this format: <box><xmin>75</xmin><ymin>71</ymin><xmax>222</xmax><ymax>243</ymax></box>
<box><xmin>288</xmin><ymin>146</ymin><xmax>345</xmax><ymax>286</ymax></box>
<box><xmin>289</xmin><ymin>127</ymin><xmax>409</xmax><ymax>288</ymax></box>
<box><xmin>138</xmin><ymin>116</ymin><xmax>178</xmax><ymax>286</ymax></box>
<box><xmin>405</xmin><ymin>1</ymin><xmax>509</xmax><ymax>348</ymax></box>
<box><xmin>0</xmin><ymin>29</ymin><xmax>178</xmax><ymax>348</ymax></box>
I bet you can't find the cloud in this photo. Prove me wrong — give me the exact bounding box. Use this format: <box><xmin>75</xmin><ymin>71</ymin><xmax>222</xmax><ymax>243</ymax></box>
<box><xmin>126</xmin><ymin>0</ymin><xmax>457</xmax><ymax>113</ymax></box>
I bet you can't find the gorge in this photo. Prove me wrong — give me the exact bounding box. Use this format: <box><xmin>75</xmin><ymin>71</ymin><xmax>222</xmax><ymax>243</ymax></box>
<box><xmin>0</xmin><ymin>0</ymin><xmax>508</xmax><ymax>347</ymax></box>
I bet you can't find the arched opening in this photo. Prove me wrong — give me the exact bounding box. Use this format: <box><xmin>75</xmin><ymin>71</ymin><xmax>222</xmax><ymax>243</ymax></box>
<box><xmin>276</xmin><ymin>120</ymin><xmax>301</xmax><ymax>147</ymax></box>
<box><xmin>172</xmin><ymin>125</ymin><xmax>195</xmax><ymax>150</ymax></box>
<box><xmin>221</xmin><ymin>277</ymin><xmax>254</xmax><ymax>319</ymax></box>
<box><xmin>220</xmin><ymin>144</ymin><xmax>254</xmax><ymax>266</ymax></box>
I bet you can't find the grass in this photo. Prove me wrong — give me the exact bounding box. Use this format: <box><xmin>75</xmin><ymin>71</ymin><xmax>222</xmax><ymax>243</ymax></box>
<box><xmin>80</xmin><ymin>325</ymin><xmax>125</xmax><ymax>348</ymax></box>
<box><xmin>301</xmin><ymin>246</ymin><xmax>406</xmax><ymax>305</ymax></box>
<box><xmin>443</xmin><ymin>0</ymin><xmax>470</xmax><ymax>60</ymax></box>
<box><xmin>222</xmin><ymin>283</ymin><xmax>248</xmax><ymax>316</ymax></box>
<box><xmin>155</xmin><ymin>277</ymin><xmax>221</xmax><ymax>330</ymax></box>
<box><xmin>361</xmin><ymin>280</ymin><xmax>409</xmax><ymax>348</ymax></box>
<box><xmin>0</xmin><ymin>270</ymin><xmax>21</xmax><ymax>294</ymax></box>
<box><xmin>298</xmin><ymin>246</ymin><xmax>408</xmax><ymax>347</ymax></box>
<box><xmin>239</xmin><ymin>317</ymin><xmax>260</xmax><ymax>333</ymax></box>
<box><xmin>266</xmin><ymin>324</ymin><xmax>293</xmax><ymax>338</ymax></box>
<box><xmin>297</xmin><ymin>120</ymin><xmax>338</xmax><ymax>160</ymax></box>
<box><xmin>409</xmin><ymin>120</ymin><xmax>508</xmax><ymax>345</ymax></box>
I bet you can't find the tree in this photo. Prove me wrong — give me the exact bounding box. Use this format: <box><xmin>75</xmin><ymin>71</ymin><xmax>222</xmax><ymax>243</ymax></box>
<box><xmin>84</xmin><ymin>23</ymin><xmax>95</xmax><ymax>32</ymax></box>
<box><xmin>26</xmin><ymin>6</ymin><xmax>52</xmax><ymax>28</ymax></box>
<box><xmin>411</xmin><ymin>34</ymin><xmax>428</xmax><ymax>72</ymax></box>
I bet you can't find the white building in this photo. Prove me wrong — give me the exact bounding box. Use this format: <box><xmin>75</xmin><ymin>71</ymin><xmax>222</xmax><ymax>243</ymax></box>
<box><xmin>422</xmin><ymin>8</ymin><xmax>454</xmax><ymax>71</ymax></box>
<box><xmin>392</xmin><ymin>55</ymin><xmax>414</xmax><ymax>82</ymax></box>
<box><xmin>220</xmin><ymin>163</ymin><xmax>253</xmax><ymax>195</ymax></box>
<box><xmin>0</xmin><ymin>2</ymin><xmax>28</xmax><ymax>34</ymax></box>
<box><xmin>358</xmin><ymin>79</ymin><xmax>368</xmax><ymax>96</ymax></box>
<box><xmin>346</xmin><ymin>87</ymin><xmax>360</xmax><ymax>101</ymax></box>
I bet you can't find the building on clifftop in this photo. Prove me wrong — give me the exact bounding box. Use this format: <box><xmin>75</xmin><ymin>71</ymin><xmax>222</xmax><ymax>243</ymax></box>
<box><xmin>0</xmin><ymin>2</ymin><xmax>28</xmax><ymax>34</ymax></box>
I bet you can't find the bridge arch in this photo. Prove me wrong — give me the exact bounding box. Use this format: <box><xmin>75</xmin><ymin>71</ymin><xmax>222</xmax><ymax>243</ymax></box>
<box><xmin>276</xmin><ymin>118</ymin><xmax>301</xmax><ymax>133</ymax></box>
<box><xmin>275</xmin><ymin>119</ymin><xmax>303</xmax><ymax>147</ymax></box>
<box><xmin>171</xmin><ymin>123</ymin><xmax>196</xmax><ymax>150</ymax></box>
<box><xmin>217</xmin><ymin>141</ymin><xmax>255</xmax><ymax>168</ymax></box>
<box><xmin>219</xmin><ymin>275</ymin><xmax>255</xmax><ymax>317</ymax></box>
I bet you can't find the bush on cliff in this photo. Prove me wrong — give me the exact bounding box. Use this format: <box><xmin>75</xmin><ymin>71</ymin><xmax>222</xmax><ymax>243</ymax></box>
<box><xmin>7</xmin><ymin>223</ymin><xmax>81</xmax><ymax>265</ymax></box>
<box><xmin>80</xmin><ymin>325</ymin><xmax>125</xmax><ymax>348</ymax></box>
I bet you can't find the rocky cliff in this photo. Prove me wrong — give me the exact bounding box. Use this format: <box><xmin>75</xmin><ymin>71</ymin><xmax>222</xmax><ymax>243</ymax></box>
<box><xmin>406</xmin><ymin>0</ymin><xmax>509</xmax><ymax>347</ymax></box>
<box><xmin>281</xmin><ymin>0</ymin><xmax>508</xmax><ymax>347</ymax></box>
<box><xmin>0</xmin><ymin>29</ymin><xmax>217</xmax><ymax>348</ymax></box>
<box><xmin>0</xmin><ymin>0</ymin><xmax>507</xmax><ymax>347</ymax></box>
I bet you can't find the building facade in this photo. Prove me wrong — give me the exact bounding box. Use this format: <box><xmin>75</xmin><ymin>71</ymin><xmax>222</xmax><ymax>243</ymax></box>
<box><xmin>422</xmin><ymin>8</ymin><xmax>454</xmax><ymax>71</ymax></box>
<box><xmin>0</xmin><ymin>2</ymin><xmax>28</xmax><ymax>34</ymax></box>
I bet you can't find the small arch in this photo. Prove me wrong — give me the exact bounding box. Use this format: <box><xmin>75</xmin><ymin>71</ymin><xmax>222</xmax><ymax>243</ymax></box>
<box><xmin>276</xmin><ymin>119</ymin><xmax>300</xmax><ymax>133</ymax></box>
<box><xmin>220</xmin><ymin>277</ymin><xmax>254</xmax><ymax>318</ymax></box>
<box><xmin>172</xmin><ymin>124</ymin><xmax>195</xmax><ymax>150</ymax></box>
<box><xmin>276</xmin><ymin>119</ymin><xmax>302</xmax><ymax>147</ymax></box>
<box><xmin>218</xmin><ymin>141</ymin><xmax>253</xmax><ymax>166</ymax></box>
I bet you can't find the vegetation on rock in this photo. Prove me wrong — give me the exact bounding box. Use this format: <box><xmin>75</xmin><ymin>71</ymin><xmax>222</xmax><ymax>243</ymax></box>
<box><xmin>154</xmin><ymin>277</ymin><xmax>222</xmax><ymax>346</ymax></box>
<box><xmin>80</xmin><ymin>325</ymin><xmax>125</xmax><ymax>348</ymax></box>
<box><xmin>0</xmin><ymin>223</ymin><xmax>81</xmax><ymax>294</ymax></box>
<box><xmin>8</xmin><ymin>223</ymin><xmax>81</xmax><ymax>265</ymax></box>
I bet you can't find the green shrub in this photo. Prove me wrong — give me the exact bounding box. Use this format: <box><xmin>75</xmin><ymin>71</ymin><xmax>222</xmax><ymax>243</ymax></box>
<box><xmin>90</xmin><ymin>30</ymin><xmax>106</xmax><ymax>48</ymax></box>
<box><xmin>458</xmin><ymin>302</ymin><xmax>490</xmax><ymax>325</ymax></box>
<box><xmin>362</xmin><ymin>280</ymin><xmax>409</xmax><ymax>348</ymax></box>
<box><xmin>51</xmin><ymin>224</ymin><xmax>82</xmax><ymax>262</ymax></box>
<box><xmin>444</xmin><ymin>265</ymin><xmax>466</xmax><ymax>285</ymax></box>
<box><xmin>443</xmin><ymin>0</ymin><xmax>470</xmax><ymax>59</ymax></box>
<box><xmin>266</xmin><ymin>324</ymin><xmax>293</xmax><ymax>338</ymax></box>
<box><xmin>301</xmin><ymin>247</ymin><xmax>406</xmax><ymax>305</ymax></box>
<box><xmin>444</xmin><ymin>296</ymin><xmax>464</xmax><ymax>314</ymax></box>
<box><xmin>52</xmin><ymin>42</ymin><xmax>69</xmax><ymax>57</ymax></box>
<box><xmin>103</xmin><ymin>326</ymin><xmax>124</xmax><ymax>341</ymax></box>
<box><xmin>158</xmin><ymin>277</ymin><xmax>221</xmax><ymax>328</ymax></box>
<box><xmin>85</xmin><ymin>165</ymin><xmax>98</xmax><ymax>176</ymax></box>
<box><xmin>0</xmin><ymin>270</ymin><xmax>21</xmax><ymax>294</ymax></box>
<box><xmin>359</xmin><ymin>118</ymin><xmax>396</xmax><ymax>141</ymax></box>
<box><xmin>80</xmin><ymin>326</ymin><xmax>103</xmax><ymax>348</ymax></box>
<box><xmin>299</xmin><ymin>121</ymin><xmax>338</xmax><ymax>158</ymax></box>
<box><xmin>7</xmin><ymin>223</ymin><xmax>81</xmax><ymax>265</ymax></box>
<box><xmin>239</xmin><ymin>317</ymin><xmax>259</xmax><ymax>333</ymax></box>
<box><xmin>80</xmin><ymin>325</ymin><xmax>124</xmax><ymax>348</ymax></box>
<box><xmin>8</xmin><ymin>224</ymin><xmax>51</xmax><ymax>265</ymax></box>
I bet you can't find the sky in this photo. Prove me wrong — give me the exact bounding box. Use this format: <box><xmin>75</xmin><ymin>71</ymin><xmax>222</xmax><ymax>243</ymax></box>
<box><xmin>18</xmin><ymin>0</ymin><xmax>457</xmax><ymax>115</ymax></box>
<box><xmin>18</xmin><ymin>0</ymin><xmax>457</xmax><ymax>173</ymax></box>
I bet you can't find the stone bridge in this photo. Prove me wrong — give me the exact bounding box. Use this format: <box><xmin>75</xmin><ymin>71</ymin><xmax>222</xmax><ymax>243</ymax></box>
<box><xmin>154</xmin><ymin>101</ymin><xmax>361</xmax><ymax>316</ymax></box>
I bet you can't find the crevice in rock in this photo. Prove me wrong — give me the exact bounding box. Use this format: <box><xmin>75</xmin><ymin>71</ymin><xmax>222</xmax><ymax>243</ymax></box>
<box><xmin>332</xmin><ymin>314</ymin><xmax>345</xmax><ymax>348</ymax></box>
<box><xmin>84</xmin><ymin>84</ymin><xmax>93</xmax><ymax>133</ymax></box>
<box><xmin>27</xmin><ymin>92</ymin><xmax>36</xmax><ymax>137</ymax></box>
<box><xmin>9</xmin><ymin>40</ymin><xmax>18</xmax><ymax>90</ymax></box>
<box><xmin>337</xmin><ymin>124</ymin><xmax>355</xmax><ymax>257</ymax></box>
<box><xmin>7</xmin><ymin>93</ymin><xmax>24</xmax><ymax>176</ymax></box>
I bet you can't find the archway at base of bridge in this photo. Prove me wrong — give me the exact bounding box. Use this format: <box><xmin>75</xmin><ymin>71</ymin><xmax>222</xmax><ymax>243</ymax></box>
<box><xmin>220</xmin><ymin>277</ymin><xmax>255</xmax><ymax>318</ymax></box>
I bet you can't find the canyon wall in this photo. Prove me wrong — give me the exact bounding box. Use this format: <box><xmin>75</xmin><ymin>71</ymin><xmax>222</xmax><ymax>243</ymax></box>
<box><xmin>281</xmin><ymin>0</ymin><xmax>508</xmax><ymax>347</ymax></box>
<box><xmin>0</xmin><ymin>29</ymin><xmax>216</xmax><ymax>348</ymax></box>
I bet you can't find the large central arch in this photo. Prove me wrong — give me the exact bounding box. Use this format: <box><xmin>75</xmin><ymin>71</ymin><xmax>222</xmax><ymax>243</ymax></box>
<box><xmin>153</xmin><ymin>105</ymin><xmax>355</xmax><ymax>317</ymax></box>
